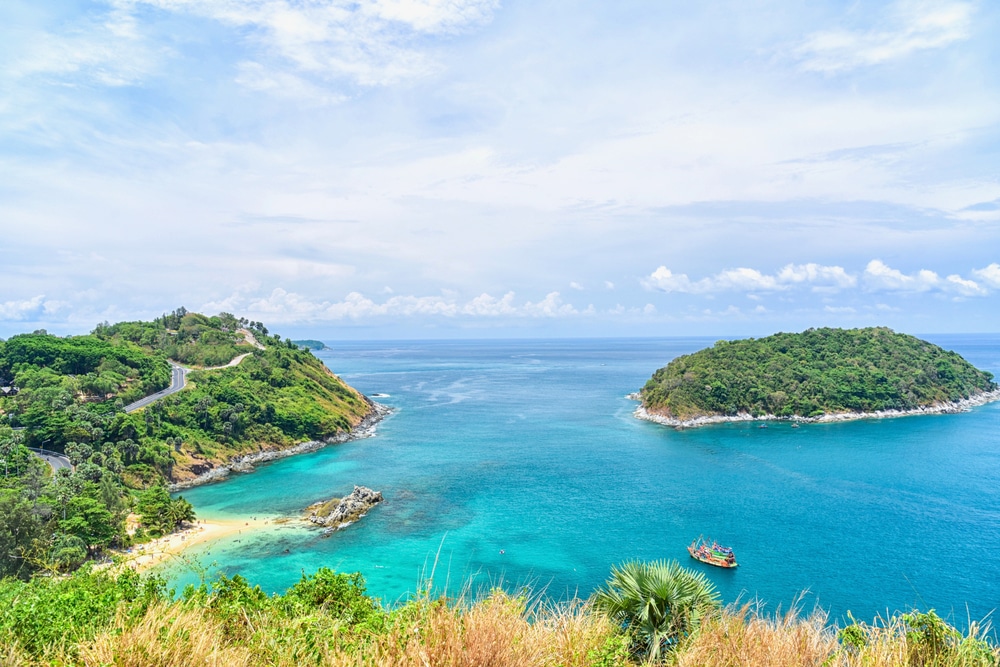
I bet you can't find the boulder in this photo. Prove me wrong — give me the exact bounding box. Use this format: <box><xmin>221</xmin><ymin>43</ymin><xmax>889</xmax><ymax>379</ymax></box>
<box><xmin>306</xmin><ymin>485</ymin><xmax>383</xmax><ymax>532</ymax></box>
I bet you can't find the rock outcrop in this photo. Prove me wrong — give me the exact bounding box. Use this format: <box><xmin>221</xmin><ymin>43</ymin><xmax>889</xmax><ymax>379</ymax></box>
<box><xmin>306</xmin><ymin>485</ymin><xmax>383</xmax><ymax>533</ymax></box>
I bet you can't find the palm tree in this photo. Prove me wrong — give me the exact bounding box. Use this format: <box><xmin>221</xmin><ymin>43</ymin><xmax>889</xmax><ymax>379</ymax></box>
<box><xmin>592</xmin><ymin>559</ymin><xmax>720</xmax><ymax>661</ymax></box>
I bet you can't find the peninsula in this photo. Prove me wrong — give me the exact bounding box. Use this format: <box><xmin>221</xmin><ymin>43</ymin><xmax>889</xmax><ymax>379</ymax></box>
<box><xmin>635</xmin><ymin>327</ymin><xmax>999</xmax><ymax>428</ymax></box>
<box><xmin>0</xmin><ymin>308</ymin><xmax>385</xmax><ymax>579</ymax></box>
<box><xmin>0</xmin><ymin>308</ymin><xmax>380</xmax><ymax>487</ymax></box>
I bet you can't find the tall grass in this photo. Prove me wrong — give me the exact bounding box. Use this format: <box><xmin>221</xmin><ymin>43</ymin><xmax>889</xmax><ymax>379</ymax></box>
<box><xmin>2</xmin><ymin>589</ymin><xmax>627</xmax><ymax>666</ymax></box>
<box><xmin>2</xmin><ymin>565</ymin><xmax>998</xmax><ymax>666</ymax></box>
<box><xmin>675</xmin><ymin>604</ymin><xmax>1000</xmax><ymax>667</ymax></box>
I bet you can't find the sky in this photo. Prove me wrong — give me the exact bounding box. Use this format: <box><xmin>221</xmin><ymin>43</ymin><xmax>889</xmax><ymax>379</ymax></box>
<box><xmin>1</xmin><ymin>0</ymin><xmax>999</xmax><ymax>339</ymax></box>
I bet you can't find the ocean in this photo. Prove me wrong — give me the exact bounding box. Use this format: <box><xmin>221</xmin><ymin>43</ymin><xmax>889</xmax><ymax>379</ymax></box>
<box><xmin>167</xmin><ymin>335</ymin><xmax>1000</xmax><ymax>626</ymax></box>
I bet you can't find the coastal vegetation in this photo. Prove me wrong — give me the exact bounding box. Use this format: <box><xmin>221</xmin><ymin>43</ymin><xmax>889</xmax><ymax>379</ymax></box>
<box><xmin>0</xmin><ymin>564</ymin><xmax>995</xmax><ymax>666</ymax></box>
<box><xmin>0</xmin><ymin>309</ymin><xmax>375</xmax><ymax>577</ymax></box>
<box><xmin>640</xmin><ymin>327</ymin><xmax>997</xmax><ymax>421</ymax></box>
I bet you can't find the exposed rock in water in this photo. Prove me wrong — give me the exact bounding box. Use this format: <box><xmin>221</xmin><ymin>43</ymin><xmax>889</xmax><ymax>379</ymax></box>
<box><xmin>306</xmin><ymin>486</ymin><xmax>383</xmax><ymax>533</ymax></box>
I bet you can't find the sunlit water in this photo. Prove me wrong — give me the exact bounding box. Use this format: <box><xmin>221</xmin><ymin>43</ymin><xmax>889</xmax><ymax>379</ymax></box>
<box><xmin>167</xmin><ymin>335</ymin><xmax>1000</xmax><ymax>625</ymax></box>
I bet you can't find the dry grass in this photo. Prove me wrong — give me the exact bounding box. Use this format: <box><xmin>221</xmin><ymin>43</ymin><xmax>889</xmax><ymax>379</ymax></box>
<box><xmin>674</xmin><ymin>604</ymin><xmax>1000</xmax><ymax>667</ymax></box>
<box><xmin>675</xmin><ymin>602</ymin><xmax>837</xmax><ymax>667</ymax></box>
<box><xmin>6</xmin><ymin>588</ymin><xmax>998</xmax><ymax>667</ymax></box>
<box><xmin>78</xmin><ymin>604</ymin><xmax>255</xmax><ymax>666</ymax></box>
<box><xmin>9</xmin><ymin>590</ymin><xmax>626</xmax><ymax>667</ymax></box>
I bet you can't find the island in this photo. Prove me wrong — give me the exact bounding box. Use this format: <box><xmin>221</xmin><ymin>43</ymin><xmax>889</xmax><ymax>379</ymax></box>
<box><xmin>635</xmin><ymin>327</ymin><xmax>999</xmax><ymax>428</ymax></box>
<box><xmin>292</xmin><ymin>339</ymin><xmax>328</xmax><ymax>351</ymax></box>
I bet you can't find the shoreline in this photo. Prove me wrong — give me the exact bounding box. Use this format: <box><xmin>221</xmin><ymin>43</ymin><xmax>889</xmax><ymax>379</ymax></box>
<box><xmin>111</xmin><ymin>517</ymin><xmax>268</xmax><ymax>573</ymax></box>
<box><xmin>168</xmin><ymin>401</ymin><xmax>391</xmax><ymax>492</ymax></box>
<box><xmin>630</xmin><ymin>387</ymin><xmax>1000</xmax><ymax>429</ymax></box>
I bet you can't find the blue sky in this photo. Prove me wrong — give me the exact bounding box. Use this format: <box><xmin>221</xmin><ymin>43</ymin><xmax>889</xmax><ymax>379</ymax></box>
<box><xmin>2</xmin><ymin>0</ymin><xmax>999</xmax><ymax>339</ymax></box>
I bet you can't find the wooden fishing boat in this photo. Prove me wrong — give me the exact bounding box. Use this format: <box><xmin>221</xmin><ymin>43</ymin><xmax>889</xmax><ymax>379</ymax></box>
<box><xmin>687</xmin><ymin>537</ymin><xmax>738</xmax><ymax>568</ymax></box>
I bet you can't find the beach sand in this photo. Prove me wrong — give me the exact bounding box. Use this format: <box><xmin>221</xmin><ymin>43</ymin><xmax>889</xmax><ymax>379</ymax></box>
<box><xmin>115</xmin><ymin>517</ymin><xmax>269</xmax><ymax>573</ymax></box>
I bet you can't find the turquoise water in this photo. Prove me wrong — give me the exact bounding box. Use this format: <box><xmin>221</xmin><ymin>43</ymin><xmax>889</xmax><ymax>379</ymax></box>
<box><xmin>169</xmin><ymin>336</ymin><xmax>1000</xmax><ymax>625</ymax></box>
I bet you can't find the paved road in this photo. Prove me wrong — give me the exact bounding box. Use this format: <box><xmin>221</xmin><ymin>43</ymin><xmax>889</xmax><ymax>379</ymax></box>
<box><xmin>27</xmin><ymin>447</ymin><xmax>72</xmax><ymax>471</ymax></box>
<box><xmin>124</xmin><ymin>361</ymin><xmax>189</xmax><ymax>413</ymax></box>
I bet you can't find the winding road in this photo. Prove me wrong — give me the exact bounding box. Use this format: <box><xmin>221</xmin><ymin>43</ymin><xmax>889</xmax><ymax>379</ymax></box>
<box><xmin>27</xmin><ymin>447</ymin><xmax>72</xmax><ymax>471</ymax></box>
<box><xmin>23</xmin><ymin>330</ymin><xmax>265</xmax><ymax>471</ymax></box>
<box><xmin>124</xmin><ymin>330</ymin><xmax>262</xmax><ymax>413</ymax></box>
<box><xmin>124</xmin><ymin>361</ymin><xmax>189</xmax><ymax>413</ymax></box>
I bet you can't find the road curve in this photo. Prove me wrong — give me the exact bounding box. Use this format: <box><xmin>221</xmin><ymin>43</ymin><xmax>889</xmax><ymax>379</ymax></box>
<box><xmin>124</xmin><ymin>361</ymin><xmax>189</xmax><ymax>413</ymax></box>
<box><xmin>27</xmin><ymin>447</ymin><xmax>72</xmax><ymax>471</ymax></box>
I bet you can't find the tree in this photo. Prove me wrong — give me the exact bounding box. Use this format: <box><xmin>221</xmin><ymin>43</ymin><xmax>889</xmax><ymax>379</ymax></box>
<box><xmin>48</xmin><ymin>533</ymin><xmax>88</xmax><ymax>571</ymax></box>
<box><xmin>592</xmin><ymin>560</ymin><xmax>720</xmax><ymax>661</ymax></box>
<box><xmin>0</xmin><ymin>494</ymin><xmax>46</xmax><ymax>579</ymax></box>
<box><xmin>60</xmin><ymin>495</ymin><xmax>116</xmax><ymax>553</ymax></box>
<box><xmin>0</xmin><ymin>427</ymin><xmax>24</xmax><ymax>477</ymax></box>
<box><xmin>135</xmin><ymin>483</ymin><xmax>192</xmax><ymax>536</ymax></box>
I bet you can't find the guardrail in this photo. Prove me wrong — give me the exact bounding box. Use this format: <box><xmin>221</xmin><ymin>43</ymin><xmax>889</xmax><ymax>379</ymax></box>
<box><xmin>27</xmin><ymin>447</ymin><xmax>67</xmax><ymax>458</ymax></box>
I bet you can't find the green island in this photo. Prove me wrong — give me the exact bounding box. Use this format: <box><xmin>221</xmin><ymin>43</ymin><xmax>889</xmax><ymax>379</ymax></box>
<box><xmin>638</xmin><ymin>327</ymin><xmax>998</xmax><ymax>426</ymax></box>
<box><xmin>2</xmin><ymin>319</ymin><xmax>999</xmax><ymax>666</ymax></box>
<box><xmin>292</xmin><ymin>339</ymin><xmax>329</xmax><ymax>351</ymax></box>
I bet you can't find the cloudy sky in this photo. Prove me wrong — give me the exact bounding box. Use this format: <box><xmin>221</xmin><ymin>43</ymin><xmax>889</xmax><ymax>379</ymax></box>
<box><xmin>2</xmin><ymin>0</ymin><xmax>999</xmax><ymax>339</ymax></box>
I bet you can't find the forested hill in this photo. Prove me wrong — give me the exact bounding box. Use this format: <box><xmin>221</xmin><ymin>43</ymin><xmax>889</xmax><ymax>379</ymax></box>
<box><xmin>640</xmin><ymin>328</ymin><xmax>997</xmax><ymax>420</ymax></box>
<box><xmin>0</xmin><ymin>309</ymin><xmax>373</xmax><ymax>486</ymax></box>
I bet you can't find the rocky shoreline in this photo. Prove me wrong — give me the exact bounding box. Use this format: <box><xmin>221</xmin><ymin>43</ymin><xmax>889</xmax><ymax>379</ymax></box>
<box><xmin>629</xmin><ymin>388</ymin><xmax>1000</xmax><ymax>429</ymax></box>
<box><xmin>168</xmin><ymin>401</ymin><xmax>391</xmax><ymax>491</ymax></box>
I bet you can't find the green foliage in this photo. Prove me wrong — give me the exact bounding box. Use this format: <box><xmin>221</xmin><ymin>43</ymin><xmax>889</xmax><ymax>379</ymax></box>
<box><xmin>135</xmin><ymin>484</ymin><xmax>196</xmax><ymax>537</ymax></box>
<box><xmin>0</xmin><ymin>310</ymin><xmax>370</xmax><ymax>575</ymax></box>
<box><xmin>0</xmin><ymin>492</ymin><xmax>46</xmax><ymax>579</ymax></box>
<box><xmin>0</xmin><ymin>567</ymin><xmax>165</xmax><ymax>656</ymax></box>
<box><xmin>282</xmin><ymin>567</ymin><xmax>381</xmax><ymax>624</ymax></box>
<box><xmin>47</xmin><ymin>533</ymin><xmax>88</xmax><ymax>571</ymax></box>
<box><xmin>591</xmin><ymin>559</ymin><xmax>720</xmax><ymax>660</ymax></box>
<box><xmin>641</xmin><ymin>327</ymin><xmax>997</xmax><ymax>419</ymax></box>
<box><xmin>94</xmin><ymin>308</ymin><xmax>253</xmax><ymax>367</ymax></box>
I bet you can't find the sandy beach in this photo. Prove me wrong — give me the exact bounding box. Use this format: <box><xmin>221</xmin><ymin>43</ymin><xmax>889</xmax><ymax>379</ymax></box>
<box><xmin>114</xmin><ymin>517</ymin><xmax>269</xmax><ymax>573</ymax></box>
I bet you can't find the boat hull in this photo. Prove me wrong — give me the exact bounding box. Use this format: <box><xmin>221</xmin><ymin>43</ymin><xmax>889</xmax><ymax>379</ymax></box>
<box><xmin>687</xmin><ymin>544</ymin><xmax>738</xmax><ymax>568</ymax></box>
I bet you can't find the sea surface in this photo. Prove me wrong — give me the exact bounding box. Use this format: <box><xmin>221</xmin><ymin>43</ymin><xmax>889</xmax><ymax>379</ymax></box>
<box><xmin>168</xmin><ymin>335</ymin><xmax>1000</xmax><ymax>626</ymax></box>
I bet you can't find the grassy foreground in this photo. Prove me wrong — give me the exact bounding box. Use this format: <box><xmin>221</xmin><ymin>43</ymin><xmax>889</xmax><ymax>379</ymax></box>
<box><xmin>1</xmin><ymin>566</ymin><xmax>997</xmax><ymax>666</ymax></box>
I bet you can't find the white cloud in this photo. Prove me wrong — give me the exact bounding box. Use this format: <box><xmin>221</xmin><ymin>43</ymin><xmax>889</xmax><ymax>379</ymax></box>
<box><xmin>644</xmin><ymin>263</ymin><xmax>856</xmax><ymax>294</ymax></box>
<box><xmin>569</xmin><ymin>281</ymin><xmax>584</xmax><ymax>290</ymax></box>
<box><xmin>777</xmin><ymin>263</ymin><xmax>857</xmax><ymax>289</ymax></box>
<box><xmin>863</xmin><ymin>260</ymin><xmax>987</xmax><ymax>296</ymax></box>
<box><xmin>862</xmin><ymin>260</ymin><xmax>939</xmax><ymax>291</ymax></box>
<box><xmin>795</xmin><ymin>0</ymin><xmax>973</xmax><ymax>73</ymax></box>
<box><xmin>523</xmin><ymin>292</ymin><xmax>578</xmax><ymax>318</ymax></box>
<box><xmin>944</xmin><ymin>274</ymin><xmax>987</xmax><ymax>297</ymax></box>
<box><xmin>0</xmin><ymin>296</ymin><xmax>48</xmax><ymax>321</ymax></box>
<box><xmin>7</xmin><ymin>8</ymin><xmax>151</xmax><ymax>85</ymax></box>
<box><xmin>972</xmin><ymin>263</ymin><xmax>1000</xmax><ymax>288</ymax></box>
<box><xmin>205</xmin><ymin>287</ymin><xmax>589</xmax><ymax>322</ymax></box>
<box><xmin>123</xmin><ymin>0</ymin><xmax>500</xmax><ymax>89</ymax></box>
<box><xmin>462</xmin><ymin>292</ymin><xmax>517</xmax><ymax>316</ymax></box>
<box><xmin>643</xmin><ymin>267</ymin><xmax>697</xmax><ymax>293</ymax></box>
<box><xmin>604</xmin><ymin>281</ymin><xmax>615</xmax><ymax>290</ymax></box>
<box><xmin>711</xmin><ymin>268</ymin><xmax>779</xmax><ymax>292</ymax></box>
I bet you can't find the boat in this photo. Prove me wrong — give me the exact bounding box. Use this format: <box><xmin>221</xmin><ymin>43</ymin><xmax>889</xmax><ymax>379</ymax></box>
<box><xmin>687</xmin><ymin>537</ymin><xmax>738</xmax><ymax>568</ymax></box>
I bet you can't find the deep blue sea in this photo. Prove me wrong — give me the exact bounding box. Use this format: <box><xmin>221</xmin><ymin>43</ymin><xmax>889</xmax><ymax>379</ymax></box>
<box><xmin>168</xmin><ymin>335</ymin><xmax>1000</xmax><ymax>626</ymax></box>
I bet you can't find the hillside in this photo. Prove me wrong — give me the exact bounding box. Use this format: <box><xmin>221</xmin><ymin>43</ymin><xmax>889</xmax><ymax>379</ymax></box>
<box><xmin>0</xmin><ymin>309</ymin><xmax>375</xmax><ymax>485</ymax></box>
<box><xmin>639</xmin><ymin>327</ymin><xmax>997</xmax><ymax>423</ymax></box>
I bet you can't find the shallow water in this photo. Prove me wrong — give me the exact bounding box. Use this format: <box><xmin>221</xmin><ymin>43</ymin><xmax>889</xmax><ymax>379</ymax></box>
<box><xmin>168</xmin><ymin>335</ymin><xmax>1000</xmax><ymax>625</ymax></box>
